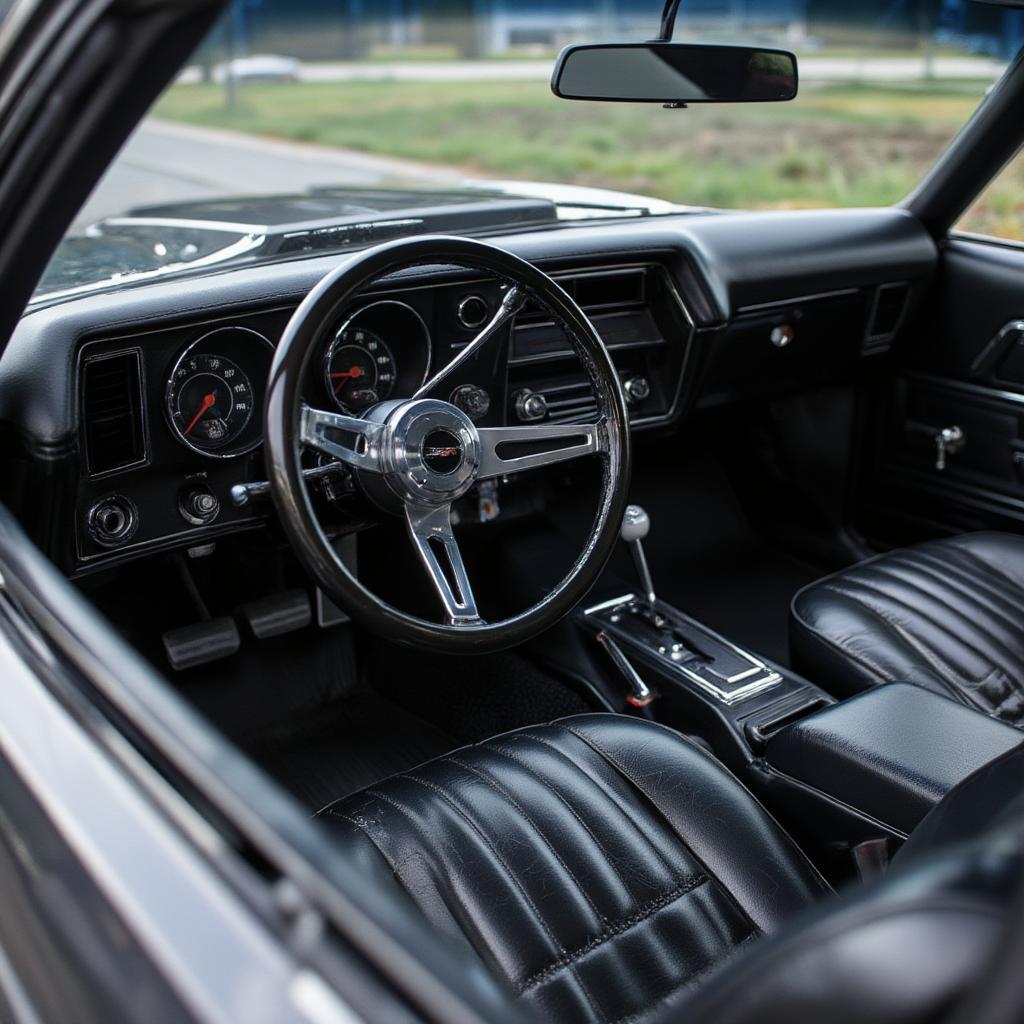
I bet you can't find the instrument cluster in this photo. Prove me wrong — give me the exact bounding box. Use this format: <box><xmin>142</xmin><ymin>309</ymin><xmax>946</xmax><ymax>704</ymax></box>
<box><xmin>161</xmin><ymin>300</ymin><xmax>432</xmax><ymax>461</ymax></box>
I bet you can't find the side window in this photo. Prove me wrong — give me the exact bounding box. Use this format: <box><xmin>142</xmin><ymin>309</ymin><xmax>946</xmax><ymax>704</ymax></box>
<box><xmin>957</xmin><ymin>151</ymin><xmax>1024</xmax><ymax>241</ymax></box>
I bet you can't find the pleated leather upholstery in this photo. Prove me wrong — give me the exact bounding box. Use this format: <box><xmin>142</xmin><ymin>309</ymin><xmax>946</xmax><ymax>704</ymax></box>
<box><xmin>791</xmin><ymin>532</ymin><xmax>1024</xmax><ymax>726</ymax></box>
<box><xmin>317</xmin><ymin>714</ymin><xmax>826</xmax><ymax>1023</ymax></box>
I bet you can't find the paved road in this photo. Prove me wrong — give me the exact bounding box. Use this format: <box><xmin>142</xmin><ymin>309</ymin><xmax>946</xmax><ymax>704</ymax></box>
<box><xmin>76</xmin><ymin>119</ymin><xmax>462</xmax><ymax>228</ymax></box>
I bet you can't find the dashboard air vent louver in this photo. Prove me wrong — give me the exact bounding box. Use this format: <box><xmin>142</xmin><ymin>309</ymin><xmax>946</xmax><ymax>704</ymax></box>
<box><xmin>864</xmin><ymin>282</ymin><xmax>911</xmax><ymax>355</ymax></box>
<box><xmin>82</xmin><ymin>350</ymin><xmax>146</xmax><ymax>476</ymax></box>
<box><xmin>543</xmin><ymin>380</ymin><xmax>600</xmax><ymax>423</ymax></box>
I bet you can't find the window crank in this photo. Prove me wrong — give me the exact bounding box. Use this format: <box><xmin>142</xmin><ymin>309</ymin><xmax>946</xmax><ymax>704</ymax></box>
<box><xmin>934</xmin><ymin>425</ymin><xmax>965</xmax><ymax>472</ymax></box>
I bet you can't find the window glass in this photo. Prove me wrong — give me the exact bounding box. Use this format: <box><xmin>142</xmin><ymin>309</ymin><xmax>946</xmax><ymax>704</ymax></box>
<box><xmin>38</xmin><ymin>1</ymin><xmax>1019</xmax><ymax>303</ymax></box>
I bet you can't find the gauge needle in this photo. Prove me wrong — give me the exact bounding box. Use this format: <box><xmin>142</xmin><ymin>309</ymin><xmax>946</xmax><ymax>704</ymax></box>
<box><xmin>185</xmin><ymin>392</ymin><xmax>216</xmax><ymax>435</ymax></box>
<box><xmin>330</xmin><ymin>367</ymin><xmax>363</xmax><ymax>392</ymax></box>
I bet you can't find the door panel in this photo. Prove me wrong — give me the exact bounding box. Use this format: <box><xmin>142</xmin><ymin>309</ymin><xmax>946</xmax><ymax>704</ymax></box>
<box><xmin>863</xmin><ymin>237</ymin><xmax>1024</xmax><ymax>540</ymax></box>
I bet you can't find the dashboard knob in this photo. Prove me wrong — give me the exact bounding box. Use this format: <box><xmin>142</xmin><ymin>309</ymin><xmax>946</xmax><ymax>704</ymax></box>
<box><xmin>770</xmin><ymin>324</ymin><xmax>795</xmax><ymax>348</ymax></box>
<box><xmin>180</xmin><ymin>486</ymin><xmax>220</xmax><ymax>526</ymax></box>
<box><xmin>450</xmin><ymin>383</ymin><xmax>491</xmax><ymax>421</ymax></box>
<box><xmin>623</xmin><ymin>376</ymin><xmax>651</xmax><ymax>405</ymax></box>
<box><xmin>514</xmin><ymin>389</ymin><xmax>548</xmax><ymax>422</ymax></box>
<box><xmin>87</xmin><ymin>495</ymin><xmax>138</xmax><ymax>547</ymax></box>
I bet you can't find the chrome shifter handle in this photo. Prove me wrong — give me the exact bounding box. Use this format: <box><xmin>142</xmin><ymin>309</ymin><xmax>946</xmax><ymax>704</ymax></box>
<box><xmin>621</xmin><ymin>504</ymin><xmax>656</xmax><ymax>608</ymax></box>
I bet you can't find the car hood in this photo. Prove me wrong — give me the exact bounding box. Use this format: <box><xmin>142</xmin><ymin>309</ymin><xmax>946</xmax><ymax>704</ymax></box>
<box><xmin>34</xmin><ymin>181</ymin><xmax>699</xmax><ymax>304</ymax></box>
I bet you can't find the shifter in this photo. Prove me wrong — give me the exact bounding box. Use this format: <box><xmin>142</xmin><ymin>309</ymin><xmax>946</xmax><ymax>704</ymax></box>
<box><xmin>620</xmin><ymin>504</ymin><xmax>657</xmax><ymax>609</ymax></box>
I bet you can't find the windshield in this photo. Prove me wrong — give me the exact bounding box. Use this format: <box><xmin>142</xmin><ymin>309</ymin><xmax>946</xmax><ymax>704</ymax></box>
<box><xmin>37</xmin><ymin>0</ymin><xmax>1014</xmax><ymax>305</ymax></box>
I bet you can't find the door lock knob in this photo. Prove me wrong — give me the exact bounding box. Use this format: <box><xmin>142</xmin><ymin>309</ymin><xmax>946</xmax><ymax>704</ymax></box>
<box><xmin>935</xmin><ymin>425</ymin><xmax>965</xmax><ymax>472</ymax></box>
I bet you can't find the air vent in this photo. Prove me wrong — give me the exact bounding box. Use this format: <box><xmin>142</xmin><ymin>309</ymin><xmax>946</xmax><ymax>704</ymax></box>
<box><xmin>82</xmin><ymin>350</ymin><xmax>146</xmax><ymax>476</ymax></box>
<box><xmin>542</xmin><ymin>380</ymin><xmax>599</xmax><ymax>423</ymax></box>
<box><xmin>864</xmin><ymin>282</ymin><xmax>911</xmax><ymax>355</ymax></box>
<box><xmin>517</xmin><ymin>267</ymin><xmax>648</xmax><ymax>326</ymax></box>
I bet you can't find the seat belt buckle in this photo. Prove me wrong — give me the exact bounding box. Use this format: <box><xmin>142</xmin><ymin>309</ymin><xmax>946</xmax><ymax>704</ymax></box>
<box><xmin>852</xmin><ymin>837</ymin><xmax>891</xmax><ymax>882</ymax></box>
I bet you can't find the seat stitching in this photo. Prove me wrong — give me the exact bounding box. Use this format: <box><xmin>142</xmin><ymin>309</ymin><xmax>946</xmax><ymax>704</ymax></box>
<box><xmin>888</xmin><ymin>555</ymin><xmax>1022</xmax><ymax>650</ymax></box>
<box><xmin>946</xmin><ymin>542</ymin><xmax>1024</xmax><ymax>595</ymax></box>
<box><xmin>392</xmin><ymin>773</ymin><xmax>606</xmax><ymax>1020</ymax></box>
<box><xmin>509</xmin><ymin>731</ymin><xmax>680</xmax><ymax>873</ymax></box>
<box><xmin>820</xmin><ymin>579</ymin><xmax>1005</xmax><ymax>696</ymax></box>
<box><xmin>862</xmin><ymin>562</ymin><xmax>1024</xmax><ymax>672</ymax></box>
<box><xmin>518</xmin><ymin>872</ymin><xmax>708</xmax><ymax>994</ymax></box>
<box><xmin>482</xmin><ymin>741</ymin><xmax>636</xmax><ymax>895</ymax></box>
<box><xmin>447</xmin><ymin>754</ymin><xmax>607</xmax><ymax>925</ymax></box>
<box><xmin>607</xmin><ymin>931</ymin><xmax>759</xmax><ymax>1024</ymax></box>
<box><xmin>910</xmin><ymin>549</ymin><xmax>1024</xmax><ymax>624</ymax></box>
<box><xmin>862</xmin><ymin>568</ymin><xmax>1021</xmax><ymax>684</ymax></box>
<box><xmin>791</xmin><ymin>597</ymin><xmax>892</xmax><ymax>684</ymax></box>
<box><xmin>559</xmin><ymin>725</ymin><xmax>762</xmax><ymax>937</ymax></box>
<box><xmin>321</xmin><ymin>808</ymin><xmax>401</xmax><ymax>874</ymax></box>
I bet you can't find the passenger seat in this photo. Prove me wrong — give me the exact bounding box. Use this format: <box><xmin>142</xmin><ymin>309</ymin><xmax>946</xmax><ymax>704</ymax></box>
<box><xmin>790</xmin><ymin>532</ymin><xmax>1024</xmax><ymax>728</ymax></box>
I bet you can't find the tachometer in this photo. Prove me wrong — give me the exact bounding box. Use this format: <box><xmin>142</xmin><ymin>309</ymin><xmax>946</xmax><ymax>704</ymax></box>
<box><xmin>324</xmin><ymin>325</ymin><xmax>397</xmax><ymax>413</ymax></box>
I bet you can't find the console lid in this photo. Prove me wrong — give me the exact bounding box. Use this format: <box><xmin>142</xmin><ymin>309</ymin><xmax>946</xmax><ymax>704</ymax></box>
<box><xmin>765</xmin><ymin>683</ymin><xmax>1022</xmax><ymax>835</ymax></box>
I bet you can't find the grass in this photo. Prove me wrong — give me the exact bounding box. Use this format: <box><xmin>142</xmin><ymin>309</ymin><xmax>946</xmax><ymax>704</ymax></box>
<box><xmin>155</xmin><ymin>76</ymin><xmax>1022</xmax><ymax>236</ymax></box>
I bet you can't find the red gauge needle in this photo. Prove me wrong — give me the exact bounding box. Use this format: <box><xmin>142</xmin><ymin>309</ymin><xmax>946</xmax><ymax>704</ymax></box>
<box><xmin>330</xmin><ymin>366</ymin><xmax>363</xmax><ymax>392</ymax></box>
<box><xmin>185</xmin><ymin>392</ymin><xmax>216</xmax><ymax>435</ymax></box>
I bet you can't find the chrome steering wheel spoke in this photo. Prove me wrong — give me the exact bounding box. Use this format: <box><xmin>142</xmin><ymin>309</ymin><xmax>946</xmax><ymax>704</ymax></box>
<box><xmin>405</xmin><ymin>503</ymin><xmax>482</xmax><ymax>625</ymax></box>
<box><xmin>300</xmin><ymin>403</ymin><xmax>386</xmax><ymax>473</ymax></box>
<box><xmin>476</xmin><ymin>420</ymin><xmax>606</xmax><ymax>479</ymax></box>
<box><xmin>412</xmin><ymin>285</ymin><xmax>527</xmax><ymax>400</ymax></box>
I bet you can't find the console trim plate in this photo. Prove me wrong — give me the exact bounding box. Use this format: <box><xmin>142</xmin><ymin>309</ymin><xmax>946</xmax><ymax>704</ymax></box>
<box><xmin>584</xmin><ymin>593</ymin><xmax>783</xmax><ymax>706</ymax></box>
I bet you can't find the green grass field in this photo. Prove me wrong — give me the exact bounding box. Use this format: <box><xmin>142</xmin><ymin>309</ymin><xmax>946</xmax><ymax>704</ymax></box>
<box><xmin>155</xmin><ymin>77</ymin><xmax>1022</xmax><ymax>236</ymax></box>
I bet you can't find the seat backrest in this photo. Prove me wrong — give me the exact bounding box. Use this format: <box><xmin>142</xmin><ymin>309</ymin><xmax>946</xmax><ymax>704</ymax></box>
<box><xmin>675</xmin><ymin>744</ymin><xmax>1024</xmax><ymax>1024</ymax></box>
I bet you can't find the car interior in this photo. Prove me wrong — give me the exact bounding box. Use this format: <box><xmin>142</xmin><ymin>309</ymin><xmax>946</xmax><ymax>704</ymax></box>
<box><xmin>2</xmin><ymin>0</ymin><xmax>1024</xmax><ymax>1021</ymax></box>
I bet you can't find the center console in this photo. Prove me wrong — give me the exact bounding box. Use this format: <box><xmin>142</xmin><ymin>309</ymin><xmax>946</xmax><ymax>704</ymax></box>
<box><xmin>571</xmin><ymin>504</ymin><xmax>1023</xmax><ymax>883</ymax></box>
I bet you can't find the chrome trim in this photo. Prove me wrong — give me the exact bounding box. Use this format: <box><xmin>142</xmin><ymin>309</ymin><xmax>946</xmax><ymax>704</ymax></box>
<box><xmin>322</xmin><ymin>299</ymin><xmax>432</xmax><ymax>412</ymax></box>
<box><xmin>34</xmin><ymin>228</ymin><xmax>267</xmax><ymax>305</ymax></box>
<box><xmin>456</xmin><ymin>293</ymin><xmax>490</xmax><ymax>330</ymax></box>
<box><xmin>404</xmin><ymin>503</ymin><xmax>481</xmax><ymax>625</ymax></box>
<box><xmin>477</xmin><ymin>421</ymin><xmax>604</xmax><ymax>478</ymax></box>
<box><xmin>165</xmin><ymin>326</ymin><xmax>275</xmax><ymax>460</ymax></box>
<box><xmin>299</xmin><ymin>405</ymin><xmax>388</xmax><ymax>474</ymax></box>
<box><xmin>584</xmin><ymin>594</ymin><xmax>783</xmax><ymax>706</ymax></box>
<box><xmin>413</xmin><ymin>285</ymin><xmax>526</xmax><ymax>399</ymax></box>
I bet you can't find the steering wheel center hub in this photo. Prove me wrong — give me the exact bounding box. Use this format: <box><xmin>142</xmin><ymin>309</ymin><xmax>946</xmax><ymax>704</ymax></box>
<box><xmin>380</xmin><ymin>398</ymin><xmax>480</xmax><ymax>505</ymax></box>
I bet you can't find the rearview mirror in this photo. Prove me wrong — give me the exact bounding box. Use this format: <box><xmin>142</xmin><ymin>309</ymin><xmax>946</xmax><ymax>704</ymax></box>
<box><xmin>552</xmin><ymin>43</ymin><xmax>798</xmax><ymax>104</ymax></box>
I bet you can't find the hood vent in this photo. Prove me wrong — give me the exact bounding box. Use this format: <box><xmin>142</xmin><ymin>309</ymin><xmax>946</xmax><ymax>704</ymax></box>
<box><xmin>864</xmin><ymin>282</ymin><xmax>911</xmax><ymax>355</ymax></box>
<box><xmin>82</xmin><ymin>350</ymin><xmax>147</xmax><ymax>476</ymax></box>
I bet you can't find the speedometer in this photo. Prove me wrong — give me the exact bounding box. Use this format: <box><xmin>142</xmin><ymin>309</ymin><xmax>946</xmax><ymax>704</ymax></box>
<box><xmin>324</xmin><ymin>325</ymin><xmax>397</xmax><ymax>413</ymax></box>
<box><xmin>165</xmin><ymin>327</ymin><xmax>272</xmax><ymax>458</ymax></box>
<box><xmin>168</xmin><ymin>353</ymin><xmax>254</xmax><ymax>453</ymax></box>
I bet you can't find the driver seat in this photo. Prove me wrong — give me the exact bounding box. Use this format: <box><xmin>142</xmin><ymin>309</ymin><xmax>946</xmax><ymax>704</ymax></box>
<box><xmin>317</xmin><ymin>714</ymin><xmax>1023</xmax><ymax>1023</ymax></box>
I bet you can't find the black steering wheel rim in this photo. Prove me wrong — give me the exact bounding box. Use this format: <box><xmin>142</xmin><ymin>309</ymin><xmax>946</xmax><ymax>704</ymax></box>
<box><xmin>264</xmin><ymin>235</ymin><xmax>631</xmax><ymax>654</ymax></box>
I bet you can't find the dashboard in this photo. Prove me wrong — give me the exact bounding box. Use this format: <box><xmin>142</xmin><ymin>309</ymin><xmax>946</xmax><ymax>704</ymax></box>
<box><xmin>0</xmin><ymin>207</ymin><xmax>938</xmax><ymax>577</ymax></box>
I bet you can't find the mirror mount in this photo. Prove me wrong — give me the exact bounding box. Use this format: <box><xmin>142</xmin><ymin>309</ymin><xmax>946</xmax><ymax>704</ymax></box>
<box><xmin>657</xmin><ymin>0</ymin><xmax>683</xmax><ymax>42</ymax></box>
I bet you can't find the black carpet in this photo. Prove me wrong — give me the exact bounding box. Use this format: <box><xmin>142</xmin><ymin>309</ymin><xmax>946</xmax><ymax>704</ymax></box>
<box><xmin>603</xmin><ymin>453</ymin><xmax>826</xmax><ymax>666</ymax></box>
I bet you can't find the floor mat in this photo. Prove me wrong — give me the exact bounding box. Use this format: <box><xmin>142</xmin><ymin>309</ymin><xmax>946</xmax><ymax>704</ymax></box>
<box><xmin>248</xmin><ymin>690</ymin><xmax>455</xmax><ymax>810</ymax></box>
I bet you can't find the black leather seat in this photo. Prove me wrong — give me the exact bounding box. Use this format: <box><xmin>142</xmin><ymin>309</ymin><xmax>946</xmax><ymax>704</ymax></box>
<box><xmin>317</xmin><ymin>714</ymin><xmax>1024</xmax><ymax>1023</ymax></box>
<box><xmin>791</xmin><ymin>532</ymin><xmax>1024</xmax><ymax>727</ymax></box>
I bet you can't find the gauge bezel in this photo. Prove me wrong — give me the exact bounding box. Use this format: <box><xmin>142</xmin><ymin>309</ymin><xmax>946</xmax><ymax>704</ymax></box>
<box><xmin>321</xmin><ymin>299</ymin><xmax>431</xmax><ymax>414</ymax></box>
<box><xmin>323</xmin><ymin>323</ymin><xmax>398</xmax><ymax>414</ymax></box>
<box><xmin>165</xmin><ymin>326</ymin><xmax>274</xmax><ymax>459</ymax></box>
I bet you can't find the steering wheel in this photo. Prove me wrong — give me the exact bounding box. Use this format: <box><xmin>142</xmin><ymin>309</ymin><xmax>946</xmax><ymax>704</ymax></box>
<box><xmin>264</xmin><ymin>236</ymin><xmax>631</xmax><ymax>653</ymax></box>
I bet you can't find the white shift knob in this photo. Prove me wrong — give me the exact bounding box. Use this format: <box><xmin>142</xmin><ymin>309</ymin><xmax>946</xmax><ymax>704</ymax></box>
<box><xmin>621</xmin><ymin>505</ymin><xmax>650</xmax><ymax>544</ymax></box>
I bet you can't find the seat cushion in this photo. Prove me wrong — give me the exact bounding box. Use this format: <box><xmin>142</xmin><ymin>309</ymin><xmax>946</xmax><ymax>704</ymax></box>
<box><xmin>316</xmin><ymin>714</ymin><xmax>827</xmax><ymax>1023</ymax></box>
<box><xmin>791</xmin><ymin>531</ymin><xmax>1024</xmax><ymax>726</ymax></box>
